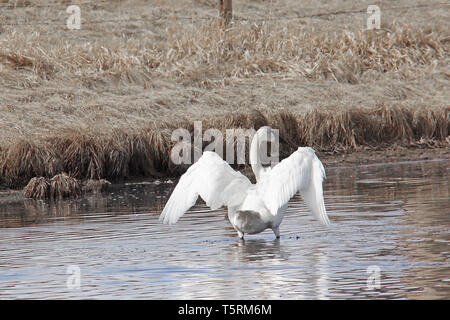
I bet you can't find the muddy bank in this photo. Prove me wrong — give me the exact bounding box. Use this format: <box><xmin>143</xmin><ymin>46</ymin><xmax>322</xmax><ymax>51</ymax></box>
<box><xmin>320</xmin><ymin>145</ymin><xmax>450</xmax><ymax>167</ymax></box>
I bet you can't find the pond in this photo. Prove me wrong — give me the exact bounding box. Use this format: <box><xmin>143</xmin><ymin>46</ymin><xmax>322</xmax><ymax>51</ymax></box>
<box><xmin>0</xmin><ymin>159</ymin><xmax>448</xmax><ymax>299</ymax></box>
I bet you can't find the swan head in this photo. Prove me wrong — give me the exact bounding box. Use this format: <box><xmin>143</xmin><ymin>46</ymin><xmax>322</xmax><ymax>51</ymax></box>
<box><xmin>255</xmin><ymin>126</ymin><xmax>277</xmax><ymax>142</ymax></box>
<box><xmin>251</xmin><ymin>126</ymin><xmax>279</xmax><ymax>180</ymax></box>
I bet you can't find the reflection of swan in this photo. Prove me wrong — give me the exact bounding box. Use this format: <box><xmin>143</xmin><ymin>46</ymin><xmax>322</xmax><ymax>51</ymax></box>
<box><xmin>231</xmin><ymin>239</ymin><xmax>289</xmax><ymax>262</ymax></box>
<box><xmin>160</xmin><ymin>126</ymin><xmax>330</xmax><ymax>239</ymax></box>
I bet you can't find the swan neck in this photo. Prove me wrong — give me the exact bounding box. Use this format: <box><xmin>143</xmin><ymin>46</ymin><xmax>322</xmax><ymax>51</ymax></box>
<box><xmin>250</xmin><ymin>131</ymin><xmax>263</xmax><ymax>181</ymax></box>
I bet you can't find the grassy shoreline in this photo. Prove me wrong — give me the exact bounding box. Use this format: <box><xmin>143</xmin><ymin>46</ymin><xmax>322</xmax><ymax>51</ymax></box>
<box><xmin>1</xmin><ymin>148</ymin><xmax>448</xmax><ymax>203</ymax></box>
<box><xmin>0</xmin><ymin>105</ymin><xmax>448</xmax><ymax>189</ymax></box>
<box><xmin>0</xmin><ymin>0</ymin><xmax>448</xmax><ymax>189</ymax></box>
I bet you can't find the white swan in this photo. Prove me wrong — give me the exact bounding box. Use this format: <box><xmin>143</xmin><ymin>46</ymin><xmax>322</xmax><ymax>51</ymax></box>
<box><xmin>159</xmin><ymin>126</ymin><xmax>330</xmax><ymax>239</ymax></box>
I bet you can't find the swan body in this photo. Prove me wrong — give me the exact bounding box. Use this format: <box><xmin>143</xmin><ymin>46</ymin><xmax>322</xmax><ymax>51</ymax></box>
<box><xmin>159</xmin><ymin>126</ymin><xmax>330</xmax><ymax>239</ymax></box>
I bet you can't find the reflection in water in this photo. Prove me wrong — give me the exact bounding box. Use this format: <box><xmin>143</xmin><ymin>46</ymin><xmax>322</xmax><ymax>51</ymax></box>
<box><xmin>0</xmin><ymin>160</ymin><xmax>448</xmax><ymax>299</ymax></box>
<box><xmin>230</xmin><ymin>239</ymin><xmax>288</xmax><ymax>262</ymax></box>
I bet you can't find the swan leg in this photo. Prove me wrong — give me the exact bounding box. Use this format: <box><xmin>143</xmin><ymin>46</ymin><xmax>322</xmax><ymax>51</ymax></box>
<box><xmin>272</xmin><ymin>226</ymin><xmax>280</xmax><ymax>239</ymax></box>
<box><xmin>237</xmin><ymin>230</ymin><xmax>244</xmax><ymax>240</ymax></box>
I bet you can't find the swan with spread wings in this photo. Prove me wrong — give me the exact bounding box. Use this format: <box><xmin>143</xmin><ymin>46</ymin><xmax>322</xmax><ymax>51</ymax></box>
<box><xmin>159</xmin><ymin>126</ymin><xmax>330</xmax><ymax>239</ymax></box>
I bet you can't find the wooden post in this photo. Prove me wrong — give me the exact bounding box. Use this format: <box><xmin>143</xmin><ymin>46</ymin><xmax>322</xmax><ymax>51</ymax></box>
<box><xmin>219</xmin><ymin>0</ymin><xmax>232</xmax><ymax>25</ymax></box>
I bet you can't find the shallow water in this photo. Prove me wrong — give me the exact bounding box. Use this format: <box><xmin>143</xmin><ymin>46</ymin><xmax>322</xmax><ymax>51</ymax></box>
<box><xmin>0</xmin><ymin>159</ymin><xmax>449</xmax><ymax>299</ymax></box>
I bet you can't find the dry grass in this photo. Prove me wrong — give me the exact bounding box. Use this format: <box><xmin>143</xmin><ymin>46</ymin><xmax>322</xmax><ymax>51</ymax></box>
<box><xmin>23</xmin><ymin>176</ymin><xmax>50</xmax><ymax>199</ymax></box>
<box><xmin>23</xmin><ymin>174</ymin><xmax>111</xmax><ymax>199</ymax></box>
<box><xmin>0</xmin><ymin>21</ymin><xmax>446</xmax><ymax>85</ymax></box>
<box><xmin>163</xmin><ymin>21</ymin><xmax>447</xmax><ymax>85</ymax></box>
<box><xmin>23</xmin><ymin>172</ymin><xmax>81</xmax><ymax>199</ymax></box>
<box><xmin>0</xmin><ymin>138</ymin><xmax>62</xmax><ymax>187</ymax></box>
<box><xmin>0</xmin><ymin>0</ymin><xmax>449</xmax><ymax>188</ymax></box>
<box><xmin>3</xmin><ymin>104</ymin><xmax>448</xmax><ymax>189</ymax></box>
<box><xmin>49</xmin><ymin>173</ymin><xmax>81</xmax><ymax>199</ymax></box>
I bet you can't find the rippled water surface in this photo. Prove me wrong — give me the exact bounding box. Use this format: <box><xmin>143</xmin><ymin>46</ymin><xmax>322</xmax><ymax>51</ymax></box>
<box><xmin>0</xmin><ymin>160</ymin><xmax>449</xmax><ymax>299</ymax></box>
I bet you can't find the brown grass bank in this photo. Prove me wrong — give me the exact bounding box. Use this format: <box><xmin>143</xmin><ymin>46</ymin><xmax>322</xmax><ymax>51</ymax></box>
<box><xmin>1</xmin><ymin>105</ymin><xmax>448</xmax><ymax>189</ymax></box>
<box><xmin>0</xmin><ymin>0</ymin><xmax>448</xmax><ymax>188</ymax></box>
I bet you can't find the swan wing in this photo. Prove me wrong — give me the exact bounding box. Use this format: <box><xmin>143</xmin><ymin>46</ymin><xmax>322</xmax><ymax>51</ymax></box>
<box><xmin>257</xmin><ymin>147</ymin><xmax>330</xmax><ymax>225</ymax></box>
<box><xmin>159</xmin><ymin>151</ymin><xmax>251</xmax><ymax>224</ymax></box>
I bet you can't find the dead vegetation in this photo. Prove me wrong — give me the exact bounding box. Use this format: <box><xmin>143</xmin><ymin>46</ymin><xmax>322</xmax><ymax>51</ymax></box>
<box><xmin>22</xmin><ymin>173</ymin><xmax>81</xmax><ymax>199</ymax></box>
<box><xmin>4</xmin><ymin>104</ymin><xmax>449</xmax><ymax>190</ymax></box>
<box><xmin>0</xmin><ymin>0</ymin><xmax>449</xmax><ymax>189</ymax></box>
<box><xmin>0</xmin><ymin>21</ymin><xmax>447</xmax><ymax>85</ymax></box>
<box><xmin>23</xmin><ymin>173</ymin><xmax>111</xmax><ymax>199</ymax></box>
<box><xmin>23</xmin><ymin>176</ymin><xmax>50</xmax><ymax>199</ymax></box>
<box><xmin>49</xmin><ymin>173</ymin><xmax>81</xmax><ymax>199</ymax></box>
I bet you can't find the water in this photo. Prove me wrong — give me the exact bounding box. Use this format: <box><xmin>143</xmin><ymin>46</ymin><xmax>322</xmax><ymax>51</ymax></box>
<box><xmin>0</xmin><ymin>160</ymin><xmax>448</xmax><ymax>299</ymax></box>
